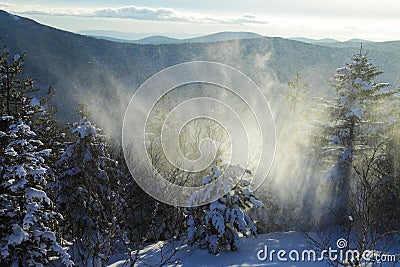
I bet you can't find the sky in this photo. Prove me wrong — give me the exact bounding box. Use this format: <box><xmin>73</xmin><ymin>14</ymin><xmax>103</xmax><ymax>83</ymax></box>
<box><xmin>1</xmin><ymin>0</ymin><xmax>399</xmax><ymax>41</ymax></box>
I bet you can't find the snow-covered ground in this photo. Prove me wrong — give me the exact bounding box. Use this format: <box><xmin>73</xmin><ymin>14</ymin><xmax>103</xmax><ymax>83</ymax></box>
<box><xmin>108</xmin><ymin>231</ymin><xmax>400</xmax><ymax>266</ymax></box>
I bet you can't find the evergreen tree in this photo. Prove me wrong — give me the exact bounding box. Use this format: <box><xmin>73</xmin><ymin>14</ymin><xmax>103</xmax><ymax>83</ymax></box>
<box><xmin>324</xmin><ymin>49</ymin><xmax>399</xmax><ymax>221</ymax></box>
<box><xmin>185</xmin><ymin>165</ymin><xmax>263</xmax><ymax>254</ymax></box>
<box><xmin>55</xmin><ymin>116</ymin><xmax>127</xmax><ymax>266</ymax></box>
<box><xmin>0</xmin><ymin>117</ymin><xmax>73</xmax><ymax>266</ymax></box>
<box><xmin>0</xmin><ymin>45</ymin><xmax>37</xmax><ymax>118</ymax></box>
<box><xmin>0</xmin><ymin>45</ymin><xmax>72</xmax><ymax>266</ymax></box>
<box><xmin>32</xmin><ymin>86</ymin><xmax>69</xmax><ymax>167</ymax></box>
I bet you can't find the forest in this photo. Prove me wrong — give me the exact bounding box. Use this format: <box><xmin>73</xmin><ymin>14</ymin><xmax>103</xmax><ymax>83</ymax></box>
<box><xmin>1</xmin><ymin>34</ymin><xmax>400</xmax><ymax>267</ymax></box>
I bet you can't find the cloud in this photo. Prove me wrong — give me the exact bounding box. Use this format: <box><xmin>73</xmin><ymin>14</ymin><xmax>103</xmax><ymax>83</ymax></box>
<box><xmin>5</xmin><ymin>4</ymin><xmax>269</xmax><ymax>25</ymax></box>
<box><xmin>93</xmin><ymin>6</ymin><xmax>191</xmax><ymax>22</ymax></box>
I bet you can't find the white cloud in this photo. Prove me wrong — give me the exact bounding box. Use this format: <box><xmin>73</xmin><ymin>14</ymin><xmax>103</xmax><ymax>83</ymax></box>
<box><xmin>4</xmin><ymin>4</ymin><xmax>269</xmax><ymax>25</ymax></box>
<box><xmin>93</xmin><ymin>6</ymin><xmax>188</xmax><ymax>22</ymax></box>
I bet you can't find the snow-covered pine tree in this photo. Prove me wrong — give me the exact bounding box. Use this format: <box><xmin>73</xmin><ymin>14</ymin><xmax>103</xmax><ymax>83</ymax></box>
<box><xmin>32</xmin><ymin>86</ymin><xmax>69</xmax><ymax>167</ymax></box>
<box><xmin>185</xmin><ymin>165</ymin><xmax>263</xmax><ymax>254</ymax></box>
<box><xmin>0</xmin><ymin>117</ymin><xmax>73</xmax><ymax>267</ymax></box>
<box><xmin>324</xmin><ymin>49</ymin><xmax>399</xmax><ymax>221</ymax></box>
<box><xmin>0</xmin><ymin>45</ymin><xmax>37</xmax><ymax>118</ymax></box>
<box><xmin>55</xmin><ymin>116</ymin><xmax>128</xmax><ymax>266</ymax></box>
<box><xmin>0</xmin><ymin>46</ymin><xmax>73</xmax><ymax>266</ymax></box>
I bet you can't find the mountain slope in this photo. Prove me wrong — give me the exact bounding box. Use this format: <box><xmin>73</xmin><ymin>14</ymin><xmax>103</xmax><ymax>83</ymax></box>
<box><xmin>1</xmin><ymin>10</ymin><xmax>399</xmax><ymax>135</ymax></box>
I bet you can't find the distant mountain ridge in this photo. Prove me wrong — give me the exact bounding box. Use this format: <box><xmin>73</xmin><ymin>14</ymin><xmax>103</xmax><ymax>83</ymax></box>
<box><xmin>79</xmin><ymin>30</ymin><xmax>383</xmax><ymax>46</ymax></box>
<box><xmin>289</xmin><ymin>37</ymin><xmax>340</xmax><ymax>43</ymax></box>
<box><xmin>78</xmin><ymin>29</ymin><xmax>201</xmax><ymax>40</ymax></box>
<box><xmin>81</xmin><ymin>31</ymin><xmax>264</xmax><ymax>44</ymax></box>
<box><xmin>78</xmin><ymin>30</ymin><xmax>152</xmax><ymax>41</ymax></box>
<box><xmin>132</xmin><ymin>35</ymin><xmax>181</xmax><ymax>44</ymax></box>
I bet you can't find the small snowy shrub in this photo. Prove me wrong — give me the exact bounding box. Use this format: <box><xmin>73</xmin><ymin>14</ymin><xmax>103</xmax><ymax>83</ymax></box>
<box><xmin>185</xmin><ymin>165</ymin><xmax>263</xmax><ymax>254</ymax></box>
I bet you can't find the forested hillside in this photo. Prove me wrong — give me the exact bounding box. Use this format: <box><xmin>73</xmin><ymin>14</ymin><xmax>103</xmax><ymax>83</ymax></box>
<box><xmin>1</xmin><ymin>10</ymin><xmax>399</xmax><ymax>135</ymax></box>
